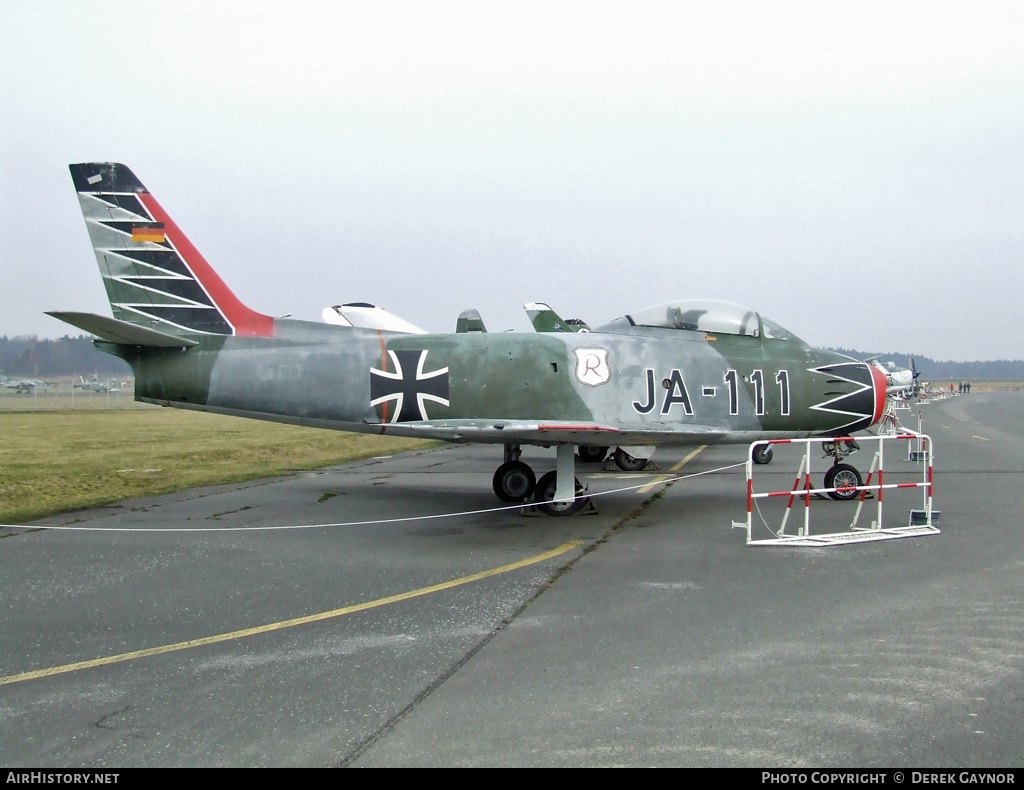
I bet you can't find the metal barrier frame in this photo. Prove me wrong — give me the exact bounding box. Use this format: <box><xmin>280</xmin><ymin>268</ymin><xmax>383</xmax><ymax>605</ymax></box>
<box><xmin>733</xmin><ymin>433</ymin><xmax>939</xmax><ymax>546</ymax></box>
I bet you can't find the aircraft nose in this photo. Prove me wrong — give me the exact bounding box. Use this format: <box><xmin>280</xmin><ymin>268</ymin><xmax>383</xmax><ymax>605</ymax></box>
<box><xmin>868</xmin><ymin>361</ymin><xmax>888</xmax><ymax>426</ymax></box>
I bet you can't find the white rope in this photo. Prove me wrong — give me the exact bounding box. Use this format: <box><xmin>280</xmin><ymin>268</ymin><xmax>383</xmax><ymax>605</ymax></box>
<box><xmin>1</xmin><ymin>461</ymin><xmax>746</xmax><ymax>533</ymax></box>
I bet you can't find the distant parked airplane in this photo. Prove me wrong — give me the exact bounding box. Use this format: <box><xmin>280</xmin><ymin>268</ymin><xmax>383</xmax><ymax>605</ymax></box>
<box><xmin>867</xmin><ymin>358</ymin><xmax>922</xmax><ymax>398</ymax></box>
<box><xmin>74</xmin><ymin>375</ymin><xmax>120</xmax><ymax>393</ymax></box>
<box><xmin>1</xmin><ymin>376</ymin><xmax>51</xmax><ymax>394</ymax></box>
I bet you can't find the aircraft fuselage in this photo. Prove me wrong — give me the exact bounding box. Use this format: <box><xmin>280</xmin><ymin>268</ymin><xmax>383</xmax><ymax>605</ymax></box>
<box><xmin>114</xmin><ymin>319</ymin><xmax>880</xmax><ymax>448</ymax></box>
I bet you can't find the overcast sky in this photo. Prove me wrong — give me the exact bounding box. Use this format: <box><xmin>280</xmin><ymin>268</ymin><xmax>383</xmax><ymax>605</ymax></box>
<box><xmin>2</xmin><ymin>2</ymin><xmax>1022</xmax><ymax>361</ymax></box>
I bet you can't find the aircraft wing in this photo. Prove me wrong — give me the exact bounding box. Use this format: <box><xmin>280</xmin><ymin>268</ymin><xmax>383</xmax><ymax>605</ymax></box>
<box><xmin>371</xmin><ymin>418</ymin><xmax>729</xmax><ymax>446</ymax></box>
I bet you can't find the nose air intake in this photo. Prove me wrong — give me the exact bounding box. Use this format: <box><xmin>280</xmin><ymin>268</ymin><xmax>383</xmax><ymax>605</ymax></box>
<box><xmin>868</xmin><ymin>361</ymin><xmax>888</xmax><ymax>427</ymax></box>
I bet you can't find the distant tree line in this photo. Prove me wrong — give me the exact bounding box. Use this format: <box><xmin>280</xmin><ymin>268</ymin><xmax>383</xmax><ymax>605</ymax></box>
<box><xmin>828</xmin><ymin>349</ymin><xmax>1024</xmax><ymax>382</ymax></box>
<box><xmin>2</xmin><ymin>334</ymin><xmax>1022</xmax><ymax>381</ymax></box>
<box><xmin>0</xmin><ymin>335</ymin><xmax>132</xmax><ymax>378</ymax></box>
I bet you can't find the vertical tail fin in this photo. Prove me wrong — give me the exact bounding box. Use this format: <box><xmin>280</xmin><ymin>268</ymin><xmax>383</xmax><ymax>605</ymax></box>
<box><xmin>69</xmin><ymin>163</ymin><xmax>274</xmax><ymax>337</ymax></box>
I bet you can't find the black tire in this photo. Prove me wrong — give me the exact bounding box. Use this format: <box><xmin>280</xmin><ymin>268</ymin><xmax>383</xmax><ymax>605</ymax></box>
<box><xmin>534</xmin><ymin>471</ymin><xmax>587</xmax><ymax>516</ymax></box>
<box><xmin>492</xmin><ymin>461</ymin><xmax>536</xmax><ymax>503</ymax></box>
<box><xmin>824</xmin><ymin>463</ymin><xmax>862</xmax><ymax>501</ymax></box>
<box><xmin>577</xmin><ymin>445</ymin><xmax>608</xmax><ymax>463</ymax></box>
<box><xmin>752</xmin><ymin>444</ymin><xmax>773</xmax><ymax>465</ymax></box>
<box><xmin>613</xmin><ymin>448</ymin><xmax>648</xmax><ymax>472</ymax></box>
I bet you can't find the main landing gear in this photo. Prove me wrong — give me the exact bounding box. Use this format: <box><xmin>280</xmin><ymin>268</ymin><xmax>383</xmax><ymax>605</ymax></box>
<box><xmin>533</xmin><ymin>470</ymin><xmax>588</xmax><ymax>516</ymax></box>
<box><xmin>821</xmin><ymin>440</ymin><xmax>863</xmax><ymax>501</ymax></box>
<box><xmin>577</xmin><ymin>445</ymin><xmax>609</xmax><ymax>464</ymax></box>
<box><xmin>578</xmin><ymin>445</ymin><xmax>652</xmax><ymax>471</ymax></box>
<box><xmin>491</xmin><ymin>443</ymin><xmax>591</xmax><ymax>516</ymax></box>
<box><xmin>612</xmin><ymin>447</ymin><xmax>648</xmax><ymax>471</ymax></box>
<box><xmin>492</xmin><ymin>459</ymin><xmax>535</xmax><ymax>502</ymax></box>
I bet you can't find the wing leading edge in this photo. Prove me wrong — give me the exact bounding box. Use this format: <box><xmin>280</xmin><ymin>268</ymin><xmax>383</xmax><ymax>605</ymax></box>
<box><xmin>365</xmin><ymin>418</ymin><xmax>730</xmax><ymax>446</ymax></box>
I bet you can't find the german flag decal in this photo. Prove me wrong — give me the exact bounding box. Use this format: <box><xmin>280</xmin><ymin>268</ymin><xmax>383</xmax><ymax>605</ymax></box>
<box><xmin>131</xmin><ymin>223</ymin><xmax>165</xmax><ymax>243</ymax></box>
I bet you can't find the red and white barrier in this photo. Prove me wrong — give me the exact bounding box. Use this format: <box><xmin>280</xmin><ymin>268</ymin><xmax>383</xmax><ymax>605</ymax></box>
<box><xmin>733</xmin><ymin>433</ymin><xmax>939</xmax><ymax>546</ymax></box>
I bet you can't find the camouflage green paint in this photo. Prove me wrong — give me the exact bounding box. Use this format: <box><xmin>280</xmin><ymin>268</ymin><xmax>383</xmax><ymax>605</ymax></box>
<box><xmin>53</xmin><ymin>163</ymin><xmax>889</xmax><ymax>509</ymax></box>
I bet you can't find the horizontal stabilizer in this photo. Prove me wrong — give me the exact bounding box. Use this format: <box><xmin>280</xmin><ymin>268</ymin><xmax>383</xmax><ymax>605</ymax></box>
<box><xmin>46</xmin><ymin>311</ymin><xmax>198</xmax><ymax>347</ymax></box>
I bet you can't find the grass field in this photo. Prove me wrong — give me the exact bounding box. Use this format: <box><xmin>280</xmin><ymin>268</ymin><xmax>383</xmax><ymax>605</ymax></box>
<box><xmin>0</xmin><ymin>408</ymin><xmax>435</xmax><ymax>524</ymax></box>
<box><xmin>3</xmin><ymin>381</ymin><xmax>1020</xmax><ymax>525</ymax></box>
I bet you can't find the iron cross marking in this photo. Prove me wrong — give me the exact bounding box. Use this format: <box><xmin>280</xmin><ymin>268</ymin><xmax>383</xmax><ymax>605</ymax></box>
<box><xmin>370</xmin><ymin>349</ymin><xmax>450</xmax><ymax>423</ymax></box>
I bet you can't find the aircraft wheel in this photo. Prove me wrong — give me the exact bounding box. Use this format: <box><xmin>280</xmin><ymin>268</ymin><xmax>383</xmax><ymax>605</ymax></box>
<box><xmin>492</xmin><ymin>461</ymin><xmax>536</xmax><ymax>502</ymax></box>
<box><xmin>824</xmin><ymin>463</ymin><xmax>862</xmax><ymax>501</ymax></box>
<box><xmin>534</xmin><ymin>471</ymin><xmax>587</xmax><ymax>516</ymax></box>
<box><xmin>752</xmin><ymin>444</ymin><xmax>773</xmax><ymax>465</ymax></box>
<box><xmin>613</xmin><ymin>448</ymin><xmax>647</xmax><ymax>472</ymax></box>
<box><xmin>577</xmin><ymin>445</ymin><xmax>609</xmax><ymax>463</ymax></box>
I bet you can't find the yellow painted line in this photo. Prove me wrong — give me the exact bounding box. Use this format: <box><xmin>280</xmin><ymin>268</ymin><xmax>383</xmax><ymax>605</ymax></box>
<box><xmin>636</xmin><ymin>446</ymin><xmax>707</xmax><ymax>494</ymax></box>
<box><xmin>0</xmin><ymin>540</ymin><xmax>582</xmax><ymax>687</ymax></box>
<box><xmin>972</xmin><ymin>435</ymin><xmax>990</xmax><ymax>442</ymax></box>
<box><xmin>671</xmin><ymin>446</ymin><xmax>708</xmax><ymax>472</ymax></box>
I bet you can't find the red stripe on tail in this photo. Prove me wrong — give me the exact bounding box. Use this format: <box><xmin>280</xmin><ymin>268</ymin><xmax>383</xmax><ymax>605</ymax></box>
<box><xmin>138</xmin><ymin>192</ymin><xmax>275</xmax><ymax>337</ymax></box>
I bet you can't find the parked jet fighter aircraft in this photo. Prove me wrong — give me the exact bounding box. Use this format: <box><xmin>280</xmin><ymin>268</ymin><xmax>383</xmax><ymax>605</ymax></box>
<box><xmin>49</xmin><ymin>163</ymin><xmax>888</xmax><ymax>515</ymax></box>
<box><xmin>74</xmin><ymin>375</ymin><xmax>120</xmax><ymax>393</ymax></box>
<box><xmin>867</xmin><ymin>357</ymin><xmax>922</xmax><ymax>398</ymax></box>
<box><xmin>1</xmin><ymin>376</ymin><xmax>51</xmax><ymax>394</ymax></box>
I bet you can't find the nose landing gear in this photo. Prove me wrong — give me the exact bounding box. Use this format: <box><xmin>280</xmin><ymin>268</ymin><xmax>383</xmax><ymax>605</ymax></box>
<box><xmin>822</xmin><ymin>440</ymin><xmax>863</xmax><ymax>500</ymax></box>
<box><xmin>752</xmin><ymin>443</ymin><xmax>774</xmax><ymax>465</ymax></box>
